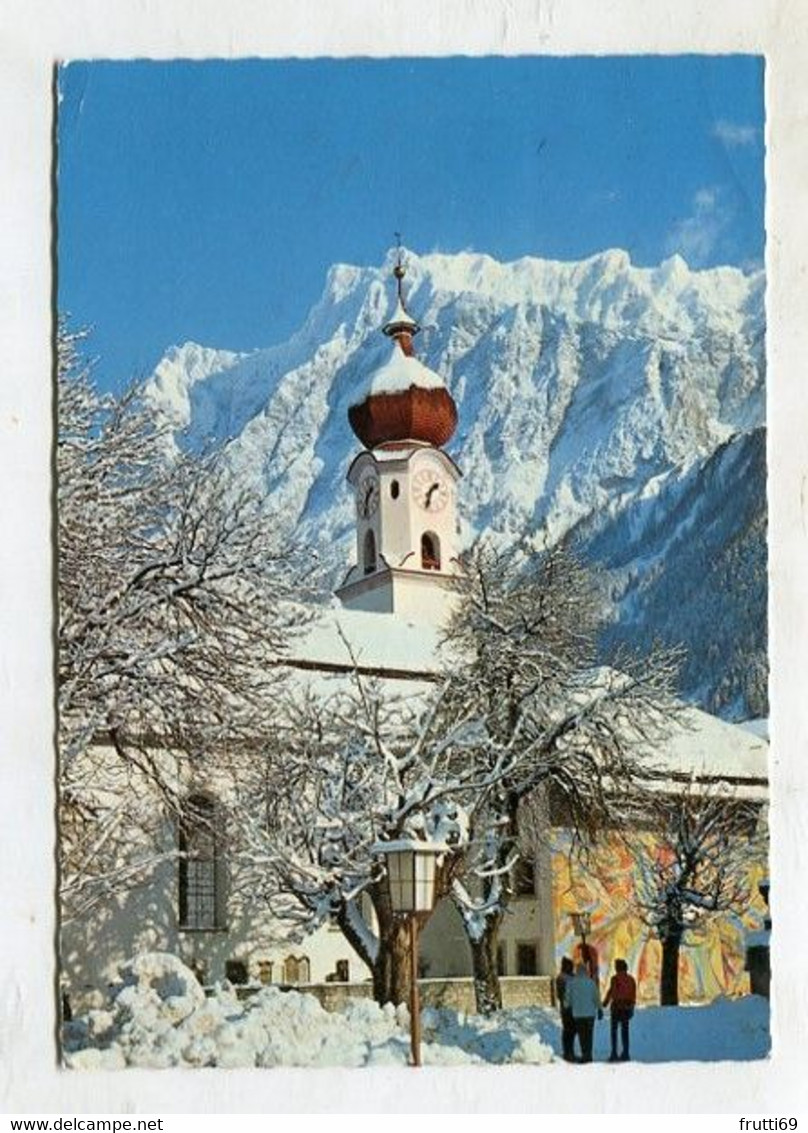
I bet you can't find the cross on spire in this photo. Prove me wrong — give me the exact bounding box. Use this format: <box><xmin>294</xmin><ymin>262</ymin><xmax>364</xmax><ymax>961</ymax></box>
<box><xmin>383</xmin><ymin>233</ymin><xmax>420</xmax><ymax>350</ymax></box>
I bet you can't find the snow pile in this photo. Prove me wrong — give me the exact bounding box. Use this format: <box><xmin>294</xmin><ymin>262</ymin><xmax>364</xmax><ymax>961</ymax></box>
<box><xmin>62</xmin><ymin>954</ymin><xmax>770</xmax><ymax>1069</ymax></box>
<box><xmin>62</xmin><ymin>954</ymin><xmax>554</xmax><ymax>1069</ymax></box>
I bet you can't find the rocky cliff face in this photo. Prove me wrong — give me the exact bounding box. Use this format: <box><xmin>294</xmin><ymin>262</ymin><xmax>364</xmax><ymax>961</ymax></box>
<box><xmin>145</xmin><ymin>248</ymin><xmax>767</xmax><ymax>719</ymax></box>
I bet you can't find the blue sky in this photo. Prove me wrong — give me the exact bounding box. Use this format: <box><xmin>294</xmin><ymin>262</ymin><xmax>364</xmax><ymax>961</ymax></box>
<box><xmin>57</xmin><ymin>56</ymin><xmax>764</xmax><ymax>390</ymax></box>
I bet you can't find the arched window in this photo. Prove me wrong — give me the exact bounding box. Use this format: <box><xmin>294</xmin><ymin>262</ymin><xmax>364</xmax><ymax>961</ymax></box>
<box><xmin>363</xmin><ymin>528</ymin><xmax>377</xmax><ymax>574</ymax></box>
<box><xmin>178</xmin><ymin>794</ymin><xmax>225</xmax><ymax>931</ymax></box>
<box><xmin>283</xmin><ymin>955</ymin><xmax>311</xmax><ymax>985</ymax></box>
<box><xmin>421</xmin><ymin>531</ymin><xmax>441</xmax><ymax>571</ymax></box>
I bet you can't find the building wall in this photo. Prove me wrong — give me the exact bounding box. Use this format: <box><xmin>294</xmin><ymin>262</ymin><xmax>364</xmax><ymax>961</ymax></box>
<box><xmin>551</xmin><ymin>829</ymin><xmax>769</xmax><ymax>1003</ymax></box>
<box><xmin>61</xmin><ymin>751</ymin><xmax>768</xmax><ymax>1011</ymax></box>
<box><xmin>388</xmin><ymin>571</ymin><xmax>461</xmax><ymax>622</ymax></box>
<box><xmin>63</xmin><ymin>824</ymin><xmax>767</xmax><ymax>1011</ymax></box>
<box><xmin>61</xmin><ymin>808</ymin><xmax>372</xmax><ymax>1013</ymax></box>
<box><xmin>420</xmin><ymin>898</ymin><xmax>473</xmax><ymax>977</ymax></box>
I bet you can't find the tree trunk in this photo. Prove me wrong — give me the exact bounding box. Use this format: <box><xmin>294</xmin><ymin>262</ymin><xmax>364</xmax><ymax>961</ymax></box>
<box><xmin>336</xmin><ymin>885</ymin><xmax>414</xmax><ymax>1007</ymax></box>
<box><xmin>373</xmin><ymin>915</ymin><xmax>413</xmax><ymax>1006</ymax></box>
<box><xmin>367</xmin><ymin>881</ymin><xmax>414</xmax><ymax>1007</ymax></box>
<box><xmin>660</xmin><ymin>933</ymin><xmax>682</xmax><ymax>1006</ymax></box>
<box><xmin>470</xmin><ymin>919</ymin><xmax>503</xmax><ymax>1014</ymax></box>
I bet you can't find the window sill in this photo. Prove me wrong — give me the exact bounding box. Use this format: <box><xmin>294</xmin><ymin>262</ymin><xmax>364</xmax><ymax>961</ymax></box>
<box><xmin>178</xmin><ymin>925</ymin><xmax>229</xmax><ymax>934</ymax></box>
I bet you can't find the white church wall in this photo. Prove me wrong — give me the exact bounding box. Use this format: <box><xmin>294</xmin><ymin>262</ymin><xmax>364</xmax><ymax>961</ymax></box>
<box><xmin>389</xmin><ymin>571</ymin><xmax>462</xmax><ymax>623</ymax></box>
<box><xmin>377</xmin><ymin>462</ymin><xmax>415</xmax><ymax>565</ymax></box>
<box><xmin>60</xmin><ymin>742</ymin><xmax>374</xmax><ymax>1012</ymax></box>
<box><xmin>405</xmin><ymin>447</ymin><xmax>461</xmax><ymax>572</ymax></box>
<box><xmin>420</xmin><ymin>898</ymin><xmax>473</xmax><ymax>978</ymax></box>
<box><xmin>62</xmin><ymin>839</ymin><xmax>373</xmax><ymax>1012</ymax></box>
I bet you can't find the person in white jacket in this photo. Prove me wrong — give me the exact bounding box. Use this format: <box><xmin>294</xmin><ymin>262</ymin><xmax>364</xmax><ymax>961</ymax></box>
<box><xmin>566</xmin><ymin>962</ymin><xmax>602</xmax><ymax>1063</ymax></box>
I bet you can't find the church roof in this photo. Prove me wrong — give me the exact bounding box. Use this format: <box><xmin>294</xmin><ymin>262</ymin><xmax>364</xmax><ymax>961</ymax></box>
<box><xmin>383</xmin><ymin>298</ymin><xmax>419</xmax><ymax>335</ymax></box>
<box><xmin>280</xmin><ymin>613</ymin><xmax>768</xmax><ymax>796</ymax></box>
<box><xmin>638</xmin><ymin>703</ymin><xmax>768</xmax><ymax>798</ymax></box>
<box><xmin>283</xmin><ymin>604</ymin><xmax>446</xmax><ymax>679</ymax></box>
<box><xmin>351</xmin><ymin>342</ymin><xmax>446</xmax><ymax>403</ymax></box>
<box><xmin>347</xmin><ymin>252</ymin><xmax>458</xmax><ymax>449</ymax></box>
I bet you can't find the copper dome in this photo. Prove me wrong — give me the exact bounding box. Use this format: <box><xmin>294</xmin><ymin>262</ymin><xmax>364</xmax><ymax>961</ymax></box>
<box><xmin>348</xmin><ymin>386</ymin><xmax>458</xmax><ymax>450</ymax></box>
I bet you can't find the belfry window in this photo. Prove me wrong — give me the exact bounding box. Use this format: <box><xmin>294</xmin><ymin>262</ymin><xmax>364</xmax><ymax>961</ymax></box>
<box><xmin>179</xmin><ymin>794</ymin><xmax>224</xmax><ymax>931</ymax></box>
<box><xmin>363</xmin><ymin>529</ymin><xmax>377</xmax><ymax>574</ymax></box>
<box><xmin>421</xmin><ymin>531</ymin><xmax>441</xmax><ymax>571</ymax></box>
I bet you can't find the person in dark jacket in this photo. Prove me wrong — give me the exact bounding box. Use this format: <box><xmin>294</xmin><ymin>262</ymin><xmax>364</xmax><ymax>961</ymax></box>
<box><xmin>566</xmin><ymin>962</ymin><xmax>602</xmax><ymax>1063</ymax></box>
<box><xmin>555</xmin><ymin>956</ymin><xmax>575</xmax><ymax>1062</ymax></box>
<box><xmin>603</xmin><ymin>958</ymin><xmax>637</xmax><ymax>1062</ymax></box>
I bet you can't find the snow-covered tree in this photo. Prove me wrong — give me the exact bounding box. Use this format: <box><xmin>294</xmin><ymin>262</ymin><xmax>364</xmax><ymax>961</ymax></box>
<box><xmin>229</xmin><ymin>542</ymin><xmax>681</xmax><ymax>1012</ymax></box>
<box><xmin>227</xmin><ymin>670</ymin><xmax>476</xmax><ymax>1006</ymax></box>
<box><xmin>439</xmin><ymin>542</ymin><xmax>683</xmax><ymax>1012</ymax></box>
<box><xmin>58</xmin><ymin>321</ymin><xmax>308</xmax><ymax>921</ymax></box>
<box><xmin>634</xmin><ymin>787</ymin><xmax>764</xmax><ymax>1006</ymax></box>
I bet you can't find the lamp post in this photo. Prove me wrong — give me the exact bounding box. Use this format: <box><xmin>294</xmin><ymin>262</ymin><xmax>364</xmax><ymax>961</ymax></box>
<box><xmin>571</xmin><ymin>910</ymin><xmax>594</xmax><ymax>977</ymax></box>
<box><xmin>374</xmin><ymin>839</ymin><xmax>445</xmax><ymax>1067</ymax></box>
<box><xmin>571</xmin><ymin>910</ymin><xmax>591</xmax><ymax>948</ymax></box>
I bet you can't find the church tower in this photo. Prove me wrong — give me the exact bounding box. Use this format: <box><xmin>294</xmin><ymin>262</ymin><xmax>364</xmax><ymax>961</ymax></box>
<box><xmin>335</xmin><ymin>251</ymin><xmax>462</xmax><ymax>621</ymax></box>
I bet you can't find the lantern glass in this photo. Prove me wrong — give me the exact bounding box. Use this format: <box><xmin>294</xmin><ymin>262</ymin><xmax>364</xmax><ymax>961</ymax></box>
<box><xmin>381</xmin><ymin>843</ymin><xmax>442</xmax><ymax>915</ymax></box>
<box><xmin>388</xmin><ymin>849</ymin><xmax>416</xmax><ymax>913</ymax></box>
<box><xmin>415</xmin><ymin>850</ymin><xmax>436</xmax><ymax>912</ymax></box>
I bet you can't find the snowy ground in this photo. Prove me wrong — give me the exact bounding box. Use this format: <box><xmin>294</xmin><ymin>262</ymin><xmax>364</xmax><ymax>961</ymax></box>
<box><xmin>63</xmin><ymin>953</ymin><xmax>770</xmax><ymax>1070</ymax></box>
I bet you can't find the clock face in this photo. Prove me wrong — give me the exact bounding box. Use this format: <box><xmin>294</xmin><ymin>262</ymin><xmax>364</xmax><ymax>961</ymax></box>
<box><xmin>412</xmin><ymin>466</ymin><xmax>449</xmax><ymax>512</ymax></box>
<box><xmin>357</xmin><ymin>473</ymin><xmax>380</xmax><ymax>518</ymax></box>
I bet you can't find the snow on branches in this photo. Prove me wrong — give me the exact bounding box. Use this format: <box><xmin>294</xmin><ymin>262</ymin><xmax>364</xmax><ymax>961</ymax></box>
<box><xmin>226</xmin><ymin>671</ymin><xmax>473</xmax><ymax>1001</ymax></box>
<box><xmin>57</xmin><ymin>320</ymin><xmax>310</xmax><ymax>920</ymax></box>
<box><xmin>227</xmin><ymin>540</ymin><xmax>684</xmax><ymax>1011</ymax></box>
<box><xmin>633</xmin><ymin>784</ymin><xmax>764</xmax><ymax>1004</ymax></box>
<box><xmin>434</xmin><ymin>541</ymin><xmax>684</xmax><ymax>1010</ymax></box>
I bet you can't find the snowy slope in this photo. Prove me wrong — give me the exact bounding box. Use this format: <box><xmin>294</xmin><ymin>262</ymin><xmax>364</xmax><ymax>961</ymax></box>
<box><xmin>143</xmin><ymin>247</ymin><xmax>766</xmax><ymax>719</ymax></box>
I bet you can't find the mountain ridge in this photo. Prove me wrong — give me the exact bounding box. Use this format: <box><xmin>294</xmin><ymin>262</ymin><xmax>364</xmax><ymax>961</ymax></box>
<box><xmin>144</xmin><ymin>247</ymin><xmax>767</xmax><ymax>720</ymax></box>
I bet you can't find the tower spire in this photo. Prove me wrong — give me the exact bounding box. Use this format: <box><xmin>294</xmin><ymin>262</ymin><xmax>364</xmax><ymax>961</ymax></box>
<box><xmin>383</xmin><ymin>234</ymin><xmax>419</xmax><ymax>355</ymax></box>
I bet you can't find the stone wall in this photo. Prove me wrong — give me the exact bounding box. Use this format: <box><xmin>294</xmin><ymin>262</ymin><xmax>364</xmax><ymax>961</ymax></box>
<box><xmin>236</xmin><ymin>976</ymin><xmax>554</xmax><ymax>1014</ymax></box>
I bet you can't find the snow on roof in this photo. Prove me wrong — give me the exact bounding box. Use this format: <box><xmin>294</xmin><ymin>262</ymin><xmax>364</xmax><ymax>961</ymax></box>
<box><xmin>739</xmin><ymin>718</ymin><xmax>769</xmax><ymax>740</ymax></box>
<box><xmin>384</xmin><ymin>299</ymin><xmax>418</xmax><ymax>329</ymax></box>
<box><xmin>351</xmin><ymin>344</ymin><xmax>445</xmax><ymax>405</ymax></box>
<box><xmin>283</xmin><ymin>617</ymin><xmax>768</xmax><ymax>792</ymax></box>
<box><xmin>286</xmin><ymin>605</ymin><xmax>446</xmax><ymax>677</ymax></box>
<box><xmin>638</xmin><ymin>703</ymin><xmax>768</xmax><ymax>797</ymax></box>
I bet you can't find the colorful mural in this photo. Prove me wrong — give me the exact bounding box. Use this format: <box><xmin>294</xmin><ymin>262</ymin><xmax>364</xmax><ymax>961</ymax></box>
<box><xmin>551</xmin><ymin>829</ymin><xmax>769</xmax><ymax>1003</ymax></box>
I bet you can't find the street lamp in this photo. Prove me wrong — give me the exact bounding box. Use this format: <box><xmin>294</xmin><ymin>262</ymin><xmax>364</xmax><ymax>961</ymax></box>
<box><xmin>571</xmin><ymin>910</ymin><xmax>591</xmax><ymax>946</ymax></box>
<box><xmin>374</xmin><ymin>838</ymin><xmax>446</xmax><ymax>1067</ymax></box>
<box><xmin>571</xmin><ymin>910</ymin><xmax>597</xmax><ymax>978</ymax></box>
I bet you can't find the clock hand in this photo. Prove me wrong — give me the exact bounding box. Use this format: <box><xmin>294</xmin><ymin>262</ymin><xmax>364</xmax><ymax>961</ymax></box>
<box><xmin>425</xmin><ymin>482</ymin><xmax>439</xmax><ymax>507</ymax></box>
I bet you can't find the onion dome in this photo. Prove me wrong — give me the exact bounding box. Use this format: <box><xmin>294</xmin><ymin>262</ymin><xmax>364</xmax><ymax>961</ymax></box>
<box><xmin>348</xmin><ymin>249</ymin><xmax>457</xmax><ymax>450</ymax></box>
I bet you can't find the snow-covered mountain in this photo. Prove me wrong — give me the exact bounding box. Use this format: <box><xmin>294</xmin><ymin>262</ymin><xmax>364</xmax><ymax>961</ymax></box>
<box><xmin>145</xmin><ymin>248</ymin><xmax>767</xmax><ymax>720</ymax></box>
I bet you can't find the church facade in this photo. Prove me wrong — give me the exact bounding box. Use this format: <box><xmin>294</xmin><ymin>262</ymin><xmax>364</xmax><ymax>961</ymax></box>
<box><xmin>61</xmin><ymin>259</ymin><xmax>769</xmax><ymax>1012</ymax></box>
